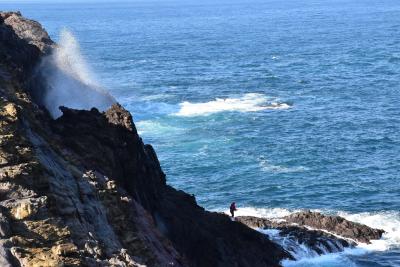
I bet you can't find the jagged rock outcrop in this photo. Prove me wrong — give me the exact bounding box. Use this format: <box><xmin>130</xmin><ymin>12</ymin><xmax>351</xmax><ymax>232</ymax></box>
<box><xmin>0</xmin><ymin>12</ymin><xmax>53</xmax><ymax>53</ymax></box>
<box><xmin>0</xmin><ymin>12</ymin><xmax>53</xmax><ymax>82</ymax></box>
<box><xmin>236</xmin><ymin>216</ymin><xmax>354</xmax><ymax>256</ymax></box>
<box><xmin>0</xmin><ymin>11</ymin><xmax>292</xmax><ymax>267</ymax></box>
<box><xmin>283</xmin><ymin>211</ymin><xmax>384</xmax><ymax>244</ymax></box>
<box><xmin>237</xmin><ymin>211</ymin><xmax>384</xmax><ymax>256</ymax></box>
<box><xmin>50</xmin><ymin>104</ymin><xmax>290</xmax><ymax>267</ymax></box>
<box><xmin>1</xmin><ymin>11</ymin><xmax>386</xmax><ymax>267</ymax></box>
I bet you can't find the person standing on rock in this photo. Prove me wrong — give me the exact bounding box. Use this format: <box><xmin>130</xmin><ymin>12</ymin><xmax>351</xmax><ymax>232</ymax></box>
<box><xmin>230</xmin><ymin>202</ymin><xmax>237</xmax><ymax>219</ymax></box>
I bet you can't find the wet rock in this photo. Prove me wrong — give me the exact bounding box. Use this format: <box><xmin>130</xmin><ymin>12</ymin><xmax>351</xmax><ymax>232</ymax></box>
<box><xmin>238</xmin><ymin>212</ymin><xmax>385</xmax><ymax>245</ymax></box>
<box><xmin>236</xmin><ymin>216</ymin><xmax>356</xmax><ymax>255</ymax></box>
<box><xmin>237</xmin><ymin>210</ymin><xmax>385</xmax><ymax>257</ymax></box>
<box><xmin>276</xmin><ymin>226</ymin><xmax>353</xmax><ymax>255</ymax></box>
<box><xmin>284</xmin><ymin>211</ymin><xmax>385</xmax><ymax>244</ymax></box>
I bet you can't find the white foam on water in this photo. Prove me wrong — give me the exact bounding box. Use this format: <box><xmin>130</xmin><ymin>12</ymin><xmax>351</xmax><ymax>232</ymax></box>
<box><xmin>258</xmin><ymin>158</ymin><xmax>309</xmax><ymax>173</ymax></box>
<box><xmin>221</xmin><ymin>206</ymin><xmax>300</xmax><ymax>219</ymax></box>
<box><xmin>337</xmin><ymin>211</ymin><xmax>400</xmax><ymax>252</ymax></box>
<box><xmin>282</xmin><ymin>251</ymin><xmax>358</xmax><ymax>267</ymax></box>
<box><xmin>260</xmin><ymin>228</ymin><xmax>322</xmax><ymax>260</ymax></box>
<box><xmin>219</xmin><ymin>207</ymin><xmax>400</xmax><ymax>266</ymax></box>
<box><xmin>173</xmin><ymin>93</ymin><xmax>290</xmax><ymax>117</ymax></box>
<box><xmin>40</xmin><ymin>29</ymin><xmax>115</xmax><ymax>118</ymax></box>
<box><xmin>136</xmin><ymin>120</ymin><xmax>183</xmax><ymax>136</ymax></box>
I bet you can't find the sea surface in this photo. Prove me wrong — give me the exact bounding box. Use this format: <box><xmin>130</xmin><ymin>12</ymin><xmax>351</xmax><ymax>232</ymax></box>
<box><xmin>3</xmin><ymin>0</ymin><xmax>400</xmax><ymax>266</ymax></box>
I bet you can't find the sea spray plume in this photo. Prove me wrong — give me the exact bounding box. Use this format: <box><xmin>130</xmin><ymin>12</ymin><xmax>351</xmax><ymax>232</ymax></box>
<box><xmin>39</xmin><ymin>28</ymin><xmax>115</xmax><ymax>118</ymax></box>
<box><xmin>53</xmin><ymin>28</ymin><xmax>96</xmax><ymax>85</ymax></box>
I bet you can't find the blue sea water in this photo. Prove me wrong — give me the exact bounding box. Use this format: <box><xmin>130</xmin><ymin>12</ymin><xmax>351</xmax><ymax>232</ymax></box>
<box><xmin>2</xmin><ymin>0</ymin><xmax>400</xmax><ymax>266</ymax></box>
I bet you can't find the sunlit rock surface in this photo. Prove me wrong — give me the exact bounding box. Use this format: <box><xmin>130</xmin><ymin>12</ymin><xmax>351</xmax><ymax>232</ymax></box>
<box><xmin>0</xmin><ymin>11</ymin><xmax>292</xmax><ymax>267</ymax></box>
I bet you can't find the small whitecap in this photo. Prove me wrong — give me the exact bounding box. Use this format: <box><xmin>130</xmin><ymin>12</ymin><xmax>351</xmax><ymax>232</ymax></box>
<box><xmin>173</xmin><ymin>93</ymin><xmax>291</xmax><ymax>117</ymax></box>
<box><xmin>259</xmin><ymin>158</ymin><xmax>309</xmax><ymax>173</ymax></box>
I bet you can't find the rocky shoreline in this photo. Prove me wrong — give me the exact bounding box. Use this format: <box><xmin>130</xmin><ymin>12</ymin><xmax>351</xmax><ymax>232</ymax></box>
<box><xmin>236</xmin><ymin>211</ymin><xmax>384</xmax><ymax>257</ymax></box>
<box><xmin>0</xmin><ymin>11</ymin><xmax>384</xmax><ymax>267</ymax></box>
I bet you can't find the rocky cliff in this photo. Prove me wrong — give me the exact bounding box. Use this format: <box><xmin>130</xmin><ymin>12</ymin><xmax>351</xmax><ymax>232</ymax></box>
<box><xmin>0</xmin><ymin>12</ymin><xmax>385</xmax><ymax>267</ymax></box>
<box><xmin>0</xmin><ymin>11</ymin><xmax>290</xmax><ymax>267</ymax></box>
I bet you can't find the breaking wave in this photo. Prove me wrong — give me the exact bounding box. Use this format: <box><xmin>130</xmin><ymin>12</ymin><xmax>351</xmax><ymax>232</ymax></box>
<box><xmin>222</xmin><ymin>206</ymin><xmax>300</xmax><ymax>219</ymax></box>
<box><xmin>258</xmin><ymin>158</ymin><xmax>309</xmax><ymax>173</ymax></box>
<box><xmin>40</xmin><ymin>29</ymin><xmax>115</xmax><ymax>118</ymax></box>
<box><xmin>220</xmin><ymin>207</ymin><xmax>400</xmax><ymax>266</ymax></box>
<box><xmin>337</xmin><ymin>211</ymin><xmax>400</xmax><ymax>252</ymax></box>
<box><xmin>174</xmin><ymin>93</ymin><xmax>290</xmax><ymax>117</ymax></box>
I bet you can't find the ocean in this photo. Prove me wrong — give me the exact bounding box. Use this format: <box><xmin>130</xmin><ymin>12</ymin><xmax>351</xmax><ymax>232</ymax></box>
<box><xmin>3</xmin><ymin>0</ymin><xmax>400</xmax><ymax>266</ymax></box>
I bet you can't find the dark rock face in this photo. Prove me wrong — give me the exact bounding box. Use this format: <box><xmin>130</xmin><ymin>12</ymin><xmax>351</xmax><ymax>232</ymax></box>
<box><xmin>276</xmin><ymin>226</ymin><xmax>352</xmax><ymax>255</ymax></box>
<box><xmin>0</xmin><ymin>12</ymin><xmax>54</xmax><ymax>104</ymax></box>
<box><xmin>53</xmin><ymin>105</ymin><xmax>165</xmax><ymax>212</ymax></box>
<box><xmin>2</xmin><ymin>10</ymin><xmax>386</xmax><ymax>267</ymax></box>
<box><xmin>0</xmin><ymin>12</ymin><xmax>54</xmax><ymax>53</ymax></box>
<box><xmin>0</xmin><ymin>12</ymin><xmax>42</xmax><ymax>80</ymax></box>
<box><xmin>52</xmin><ymin>105</ymin><xmax>292</xmax><ymax>267</ymax></box>
<box><xmin>156</xmin><ymin>189</ymin><xmax>291</xmax><ymax>267</ymax></box>
<box><xmin>0</xmin><ymin>11</ymin><xmax>292</xmax><ymax>267</ymax></box>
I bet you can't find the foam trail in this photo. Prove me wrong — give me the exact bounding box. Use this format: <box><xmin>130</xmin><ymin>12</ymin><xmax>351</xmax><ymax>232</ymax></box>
<box><xmin>174</xmin><ymin>93</ymin><xmax>290</xmax><ymax>117</ymax></box>
<box><xmin>40</xmin><ymin>29</ymin><xmax>115</xmax><ymax>118</ymax></box>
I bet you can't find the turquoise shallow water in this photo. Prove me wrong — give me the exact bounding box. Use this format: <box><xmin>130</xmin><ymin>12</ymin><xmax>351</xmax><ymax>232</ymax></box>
<box><xmin>3</xmin><ymin>0</ymin><xmax>400</xmax><ymax>265</ymax></box>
